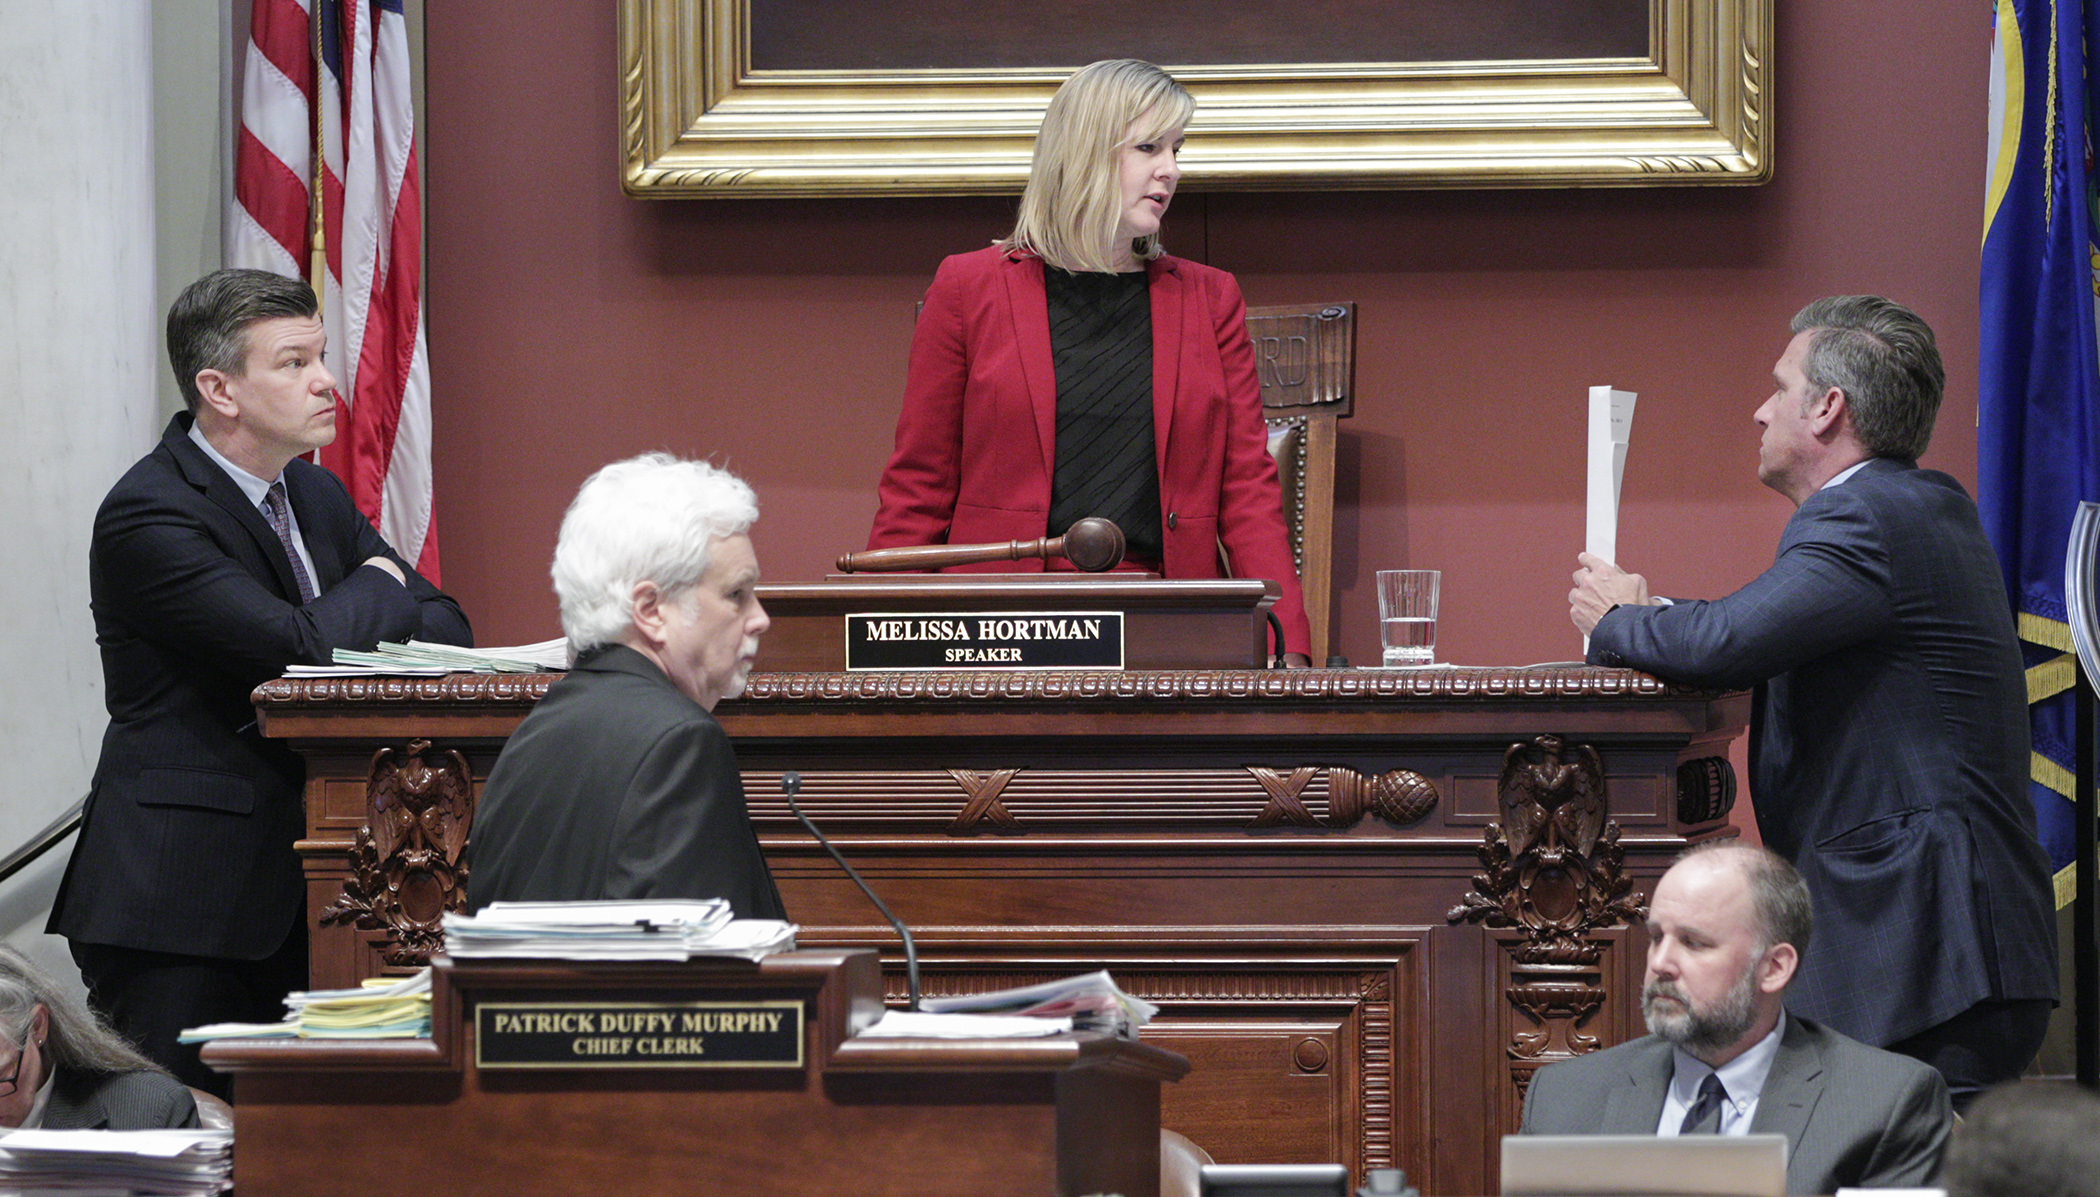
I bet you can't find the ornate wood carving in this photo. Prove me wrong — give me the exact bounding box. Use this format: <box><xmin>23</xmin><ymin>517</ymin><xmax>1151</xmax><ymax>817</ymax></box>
<box><xmin>947</xmin><ymin>768</ymin><xmax>1021</xmax><ymax>833</ymax></box>
<box><xmin>1328</xmin><ymin>767</ymin><xmax>1438</xmax><ymax>827</ymax></box>
<box><xmin>1249</xmin><ymin>766</ymin><xmax>1437</xmax><ymax>829</ymax></box>
<box><xmin>320</xmin><ymin>739</ymin><xmax>474</xmax><ymax>967</ymax></box>
<box><xmin>254</xmin><ymin>665</ymin><xmax>1723</xmax><ymax>711</ymax></box>
<box><xmin>1249</xmin><ymin>766</ymin><xmax>1320</xmax><ymax>827</ymax></box>
<box><xmin>1447</xmin><ymin>735</ymin><xmax>1646</xmax><ymax>1105</ymax></box>
<box><xmin>1676</xmin><ymin>755</ymin><xmax>1736</xmax><ymax>824</ymax></box>
<box><xmin>894</xmin><ymin>963</ymin><xmax>1401</xmax><ymax>1177</ymax></box>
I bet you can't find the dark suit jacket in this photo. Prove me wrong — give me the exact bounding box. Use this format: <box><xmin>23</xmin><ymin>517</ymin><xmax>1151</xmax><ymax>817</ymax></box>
<box><xmin>1520</xmin><ymin>1015</ymin><xmax>1952</xmax><ymax>1194</ymax></box>
<box><xmin>866</xmin><ymin>246</ymin><xmax>1313</xmax><ymax>657</ymax></box>
<box><xmin>51</xmin><ymin>412</ymin><xmax>471</xmax><ymax>960</ymax></box>
<box><xmin>462</xmin><ymin>644</ymin><xmax>786</xmax><ymax>919</ymax></box>
<box><xmin>1589</xmin><ymin>458</ymin><xmax>2057</xmax><ymax>1044</ymax></box>
<box><xmin>43</xmin><ymin>1067</ymin><xmax>202</xmax><ymax>1130</ymax></box>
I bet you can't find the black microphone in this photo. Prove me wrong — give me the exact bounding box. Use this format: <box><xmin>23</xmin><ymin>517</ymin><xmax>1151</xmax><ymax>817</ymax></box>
<box><xmin>781</xmin><ymin>771</ymin><xmax>921</xmax><ymax>1010</ymax></box>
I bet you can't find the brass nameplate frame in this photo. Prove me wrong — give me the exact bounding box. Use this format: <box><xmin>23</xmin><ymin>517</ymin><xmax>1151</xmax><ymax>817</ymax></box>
<box><xmin>475</xmin><ymin>1000</ymin><xmax>803</xmax><ymax>1069</ymax></box>
<box><xmin>845</xmin><ymin>610</ymin><xmax>1125</xmax><ymax>671</ymax></box>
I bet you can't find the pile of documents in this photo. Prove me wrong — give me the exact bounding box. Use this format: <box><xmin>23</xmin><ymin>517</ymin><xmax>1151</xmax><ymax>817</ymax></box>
<box><xmin>286</xmin><ymin>636</ymin><xmax>572</xmax><ymax>677</ymax></box>
<box><xmin>442</xmin><ymin>900</ymin><xmax>796</xmax><ymax>962</ymax></box>
<box><xmin>0</xmin><ymin>1128</ymin><xmax>232</xmax><ymax>1194</ymax></box>
<box><xmin>288</xmin><ymin>969</ymin><xmax>434</xmax><ymax>1037</ymax></box>
<box><xmin>863</xmin><ymin>970</ymin><xmax>1158</xmax><ymax>1040</ymax></box>
<box><xmin>178</xmin><ymin>968</ymin><xmax>432</xmax><ymax>1043</ymax></box>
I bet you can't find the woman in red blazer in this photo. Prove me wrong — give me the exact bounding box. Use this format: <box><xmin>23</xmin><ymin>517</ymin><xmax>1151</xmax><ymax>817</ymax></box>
<box><xmin>866</xmin><ymin>59</ymin><xmax>1313</xmax><ymax>662</ymax></box>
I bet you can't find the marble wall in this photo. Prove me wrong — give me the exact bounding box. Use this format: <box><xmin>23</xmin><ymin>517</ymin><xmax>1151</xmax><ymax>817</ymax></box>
<box><xmin>0</xmin><ymin>1</ymin><xmax>212</xmax><ymax>979</ymax></box>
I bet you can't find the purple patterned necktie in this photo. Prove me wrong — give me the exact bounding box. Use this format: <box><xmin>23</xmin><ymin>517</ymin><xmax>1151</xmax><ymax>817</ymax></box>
<box><xmin>263</xmin><ymin>481</ymin><xmax>317</xmax><ymax>603</ymax></box>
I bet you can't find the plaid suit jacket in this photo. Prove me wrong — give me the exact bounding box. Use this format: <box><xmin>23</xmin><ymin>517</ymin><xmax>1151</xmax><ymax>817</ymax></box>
<box><xmin>1590</xmin><ymin>457</ymin><xmax>2056</xmax><ymax>1043</ymax></box>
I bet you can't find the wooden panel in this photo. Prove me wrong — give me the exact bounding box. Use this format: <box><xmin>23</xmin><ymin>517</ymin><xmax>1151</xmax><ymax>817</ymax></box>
<box><xmin>259</xmin><ymin>665</ymin><xmax>1745</xmax><ymax>1192</ymax></box>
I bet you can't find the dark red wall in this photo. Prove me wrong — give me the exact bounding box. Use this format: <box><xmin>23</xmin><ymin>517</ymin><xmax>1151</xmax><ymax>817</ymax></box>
<box><xmin>423</xmin><ymin>3</ymin><xmax>1985</xmax><ymax>670</ymax></box>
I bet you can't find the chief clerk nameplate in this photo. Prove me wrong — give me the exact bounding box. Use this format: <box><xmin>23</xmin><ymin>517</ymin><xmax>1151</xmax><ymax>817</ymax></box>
<box><xmin>475</xmin><ymin>1000</ymin><xmax>803</xmax><ymax>1069</ymax></box>
<box><xmin>846</xmin><ymin>611</ymin><xmax>1125</xmax><ymax>670</ymax></box>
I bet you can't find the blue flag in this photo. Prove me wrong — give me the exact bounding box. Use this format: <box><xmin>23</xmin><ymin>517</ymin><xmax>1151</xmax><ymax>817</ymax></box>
<box><xmin>1979</xmin><ymin>0</ymin><xmax>2100</xmax><ymax>904</ymax></box>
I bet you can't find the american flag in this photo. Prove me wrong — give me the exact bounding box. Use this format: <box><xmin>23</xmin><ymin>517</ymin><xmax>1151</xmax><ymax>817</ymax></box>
<box><xmin>228</xmin><ymin>0</ymin><xmax>440</xmax><ymax>580</ymax></box>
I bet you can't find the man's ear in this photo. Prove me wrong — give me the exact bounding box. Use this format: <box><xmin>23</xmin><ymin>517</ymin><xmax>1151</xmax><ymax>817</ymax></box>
<box><xmin>1807</xmin><ymin>386</ymin><xmax>1848</xmax><ymax>438</ymax></box>
<box><xmin>628</xmin><ymin>580</ymin><xmax>669</xmax><ymax>649</ymax></box>
<box><xmin>1757</xmin><ymin>941</ymin><xmax>1799</xmax><ymax>995</ymax></box>
<box><xmin>194</xmin><ymin>368</ymin><xmax>241</xmax><ymax>420</ymax></box>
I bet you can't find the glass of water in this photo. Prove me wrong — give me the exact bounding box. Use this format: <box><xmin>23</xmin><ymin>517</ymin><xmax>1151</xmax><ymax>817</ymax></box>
<box><xmin>1376</xmin><ymin>570</ymin><xmax>1441</xmax><ymax>666</ymax></box>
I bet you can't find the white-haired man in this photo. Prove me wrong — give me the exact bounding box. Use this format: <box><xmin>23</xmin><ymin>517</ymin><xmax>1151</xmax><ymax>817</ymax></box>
<box><xmin>1521</xmin><ymin>843</ymin><xmax>1951</xmax><ymax>1195</ymax></box>
<box><xmin>462</xmin><ymin>454</ymin><xmax>783</xmax><ymax>917</ymax></box>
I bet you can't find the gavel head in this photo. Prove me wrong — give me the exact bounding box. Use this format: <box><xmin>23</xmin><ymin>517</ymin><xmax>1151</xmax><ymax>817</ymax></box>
<box><xmin>1062</xmin><ymin>517</ymin><xmax>1126</xmax><ymax>572</ymax></box>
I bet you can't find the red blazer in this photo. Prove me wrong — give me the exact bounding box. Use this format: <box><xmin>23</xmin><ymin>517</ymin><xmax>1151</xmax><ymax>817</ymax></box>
<box><xmin>868</xmin><ymin>246</ymin><xmax>1311</xmax><ymax>657</ymax></box>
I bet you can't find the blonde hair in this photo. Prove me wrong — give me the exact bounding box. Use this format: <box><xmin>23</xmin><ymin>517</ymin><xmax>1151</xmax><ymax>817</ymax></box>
<box><xmin>999</xmin><ymin>60</ymin><xmax>1195</xmax><ymax>274</ymax></box>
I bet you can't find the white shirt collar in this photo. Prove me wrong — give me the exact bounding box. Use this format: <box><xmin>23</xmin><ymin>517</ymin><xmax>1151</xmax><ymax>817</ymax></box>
<box><xmin>1819</xmin><ymin>459</ymin><xmax>1872</xmax><ymax>490</ymax></box>
<box><xmin>1667</xmin><ymin>1009</ymin><xmax>1786</xmax><ymax>1134</ymax></box>
<box><xmin>187</xmin><ymin>420</ymin><xmax>280</xmax><ymax>510</ymax></box>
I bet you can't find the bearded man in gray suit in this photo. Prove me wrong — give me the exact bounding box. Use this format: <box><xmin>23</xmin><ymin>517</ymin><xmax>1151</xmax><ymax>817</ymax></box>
<box><xmin>1522</xmin><ymin>844</ymin><xmax>1951</xmax><ymax>1195</ymax></box>
<box><xmin>1569</xmin><ymin>296</ymin><xmax>2056</xmax><ymax>1106</ymax></box>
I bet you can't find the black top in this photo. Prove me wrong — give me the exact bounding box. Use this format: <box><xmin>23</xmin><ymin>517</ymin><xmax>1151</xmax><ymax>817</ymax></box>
<box><xmin>1044</xmin><ymin>268</ymin><xmax>1163</xmax><ymax>564</ymax></box>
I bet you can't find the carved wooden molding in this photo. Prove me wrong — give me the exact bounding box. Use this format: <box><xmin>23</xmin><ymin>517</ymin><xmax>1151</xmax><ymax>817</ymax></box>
<box><xmin>256</xmin><ymin>665</ymin><xmax>1723</xmax><ymax>710</ymax></box>
<box><xmin>895</xmin><ymin>964</ymin><xmax>1399</xmax><ymax>1175</ymax></box>
<box><xmin>1507</xmin><ymin>969</ymin><xmax>1608</xmax><ymax>1060</ymax></box>
<box><xmin>1447</xmin><ymin>734</ymin><xmax>1647</xmax><ymax>1115</ymax></box>
<box><xmin>319</xmin><ymin>739</ymin><xmax>474</xmax><ymax>967</ymax></box>
<box><xmin>1447</xmin><ymin>735</ymin><xmax>1643</xmax><ymax>962</ymax></box>
<box><xmin>947</xmin><ymin>768</ymin><xmax>1021</xmax><ymax>833</ymax></box>
<box><xmin>1676</xmin><ymin>755</ymin><xmax>1737</xmax><ymax>825</ymax></box>
<box><xmin>769</xmin><ymin>765</ymin><xmax>1439</xmax><ymax>833</ymax></box>
<box><xmin>1249</xmin><ymin>766</ymin><xmax>1437</xmax><ymax>829</ymax></box>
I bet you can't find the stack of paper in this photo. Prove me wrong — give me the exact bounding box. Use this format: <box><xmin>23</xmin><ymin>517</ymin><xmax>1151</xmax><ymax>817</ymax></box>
<box><xmin>0</xmin><ymin>1128</ymin><xmax>232</xmax><ymax>1194</ymax></box>
<box><xmin>178</xmin><ymin>969</ymin><xmax>433</xmax><ymax>1043</ymax></box>
<box><xmin>442</xmin><ymin>900</ymin><xmax>794</xmax><ymax>962</ymax></box>
<box><xmin>912</xmin><ymin>970</ymin><xmax>1159</xmax><ymax>1037</ymax></box>
<box><xmin>287</xmin><ymin>969</ymin><xmax>433</xmax><ymax>1038</ymax></box>
<box><xmin>857</xmin><ymin>1011</ymin><xmax>1076</xmax><ymax>1039</ymax></box>
<box><xmin>289</xmin><ymin>637</ymin><xmax>573</xmax><ymax>676</ymax></box>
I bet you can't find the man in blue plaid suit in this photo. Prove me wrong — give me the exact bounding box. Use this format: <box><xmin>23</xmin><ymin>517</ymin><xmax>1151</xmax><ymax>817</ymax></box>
<box><xmin>1568</xmin><ymin>296</ymin><xmax>2056</xmax><ymax>1108</ymax></box>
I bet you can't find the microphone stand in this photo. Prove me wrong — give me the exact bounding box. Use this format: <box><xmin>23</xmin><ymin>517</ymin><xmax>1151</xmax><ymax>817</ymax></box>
<box><xmin>781</xmin><ymin>771</ymin><xmax>921</xmax><ymax>1011</ymax></box>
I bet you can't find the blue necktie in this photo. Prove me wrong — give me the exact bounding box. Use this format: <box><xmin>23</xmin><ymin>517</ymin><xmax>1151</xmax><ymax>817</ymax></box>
<box><xmin>1680</xmin><ymin>1073</ymin><xmax>1727</xmax><ymax>1135</ymax></box>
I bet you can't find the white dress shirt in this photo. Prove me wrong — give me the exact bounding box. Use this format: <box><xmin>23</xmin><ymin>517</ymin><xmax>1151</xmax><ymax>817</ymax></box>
<box><xmin>1656</xmin><ymin>1010</ymin><xmax>1787</xmax><ymax>1136</ymax></box>
<box><xmin>187</xmin><ymin>423</ymin><xmax>321</xmax><ymax>590</ymax></box>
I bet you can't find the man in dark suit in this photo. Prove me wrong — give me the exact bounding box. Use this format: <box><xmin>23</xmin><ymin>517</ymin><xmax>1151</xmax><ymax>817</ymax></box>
<box><xmin>1568</xmin><ymin>296</ymin><xmax>2056</xmax><ymax>1105</ymax></box>
<box><xmin>462</xmin><ymin>454</ymin><xmax>784</xmax><ymax>919</ymax></box>
<box><xmin>1522</xmin><ymin>844</ymin><xmax>1952</xmax><ymax>1195</ymax></box>
<box><xmin>51</xmin><ymin>269</ymin><xmax>470</xmax><ymax>1094</ymax></box>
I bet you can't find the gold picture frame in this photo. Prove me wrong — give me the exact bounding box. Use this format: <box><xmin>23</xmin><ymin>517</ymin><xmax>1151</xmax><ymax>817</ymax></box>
<box><xmin>619</xmin><ymin>0</ymin><xmax>1770</xmax><ymax>198</ymax></box>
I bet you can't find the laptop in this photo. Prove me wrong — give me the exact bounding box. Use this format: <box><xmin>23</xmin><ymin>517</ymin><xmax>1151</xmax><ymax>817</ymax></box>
<box><xmin>1500</xmin><ymin>1133</ymin><xmax>1789</xmax><ymax>1197</ymax></box>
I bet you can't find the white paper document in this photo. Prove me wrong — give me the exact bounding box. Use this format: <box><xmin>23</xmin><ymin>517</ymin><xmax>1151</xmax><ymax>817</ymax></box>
<box><xmin>857</xmin><ymin>1011</ymin><xmax>1076</xmax><ymax>1039</ymax></box>
<box><xmin>1585</xmin><ymin>386</ymin><xmax>1638</xmax><ymax>566</ymax></box>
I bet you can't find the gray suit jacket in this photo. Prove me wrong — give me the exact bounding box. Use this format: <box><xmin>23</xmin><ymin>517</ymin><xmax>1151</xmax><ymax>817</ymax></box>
<box><xmin>462</xmin><ymin>644</ymin><xmax>785</xmax><ymax>919</ymax></box>
<box><xmin>43</xmin><ymin>1067</ymin><xmax>201</xmax><ymax>1130</ymax></box>
<box><xmin>1520</xmin><ymin>1016</ymin><xmax>1951</xmax><ymax>1194</ymax></box>
<box><xmin>1590</xmin><ymin>458</ymin><xmax>2056</xmax><ymax>1044</ymax></box>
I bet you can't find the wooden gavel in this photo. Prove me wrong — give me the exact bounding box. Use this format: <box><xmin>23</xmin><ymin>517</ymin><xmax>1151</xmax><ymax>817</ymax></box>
<box><xmin>837</xmin><ymin>517</ymin><xmax>1126</xmax><ymax>574</ymax></box>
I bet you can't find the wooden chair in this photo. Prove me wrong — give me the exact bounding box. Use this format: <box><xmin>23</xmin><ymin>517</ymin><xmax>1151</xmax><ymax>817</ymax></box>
<box><xmin>1247</xmin><ymin>302</ymin><xmax>1355</xmax><ymax>663</ymax></box>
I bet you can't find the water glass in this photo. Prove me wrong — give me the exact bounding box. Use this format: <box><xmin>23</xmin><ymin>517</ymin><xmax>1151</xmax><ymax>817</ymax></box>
<box><xmin>1376</xmin><ymin>570</ymin><xmax>1440</xmax><ymax>666</ymax></box>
